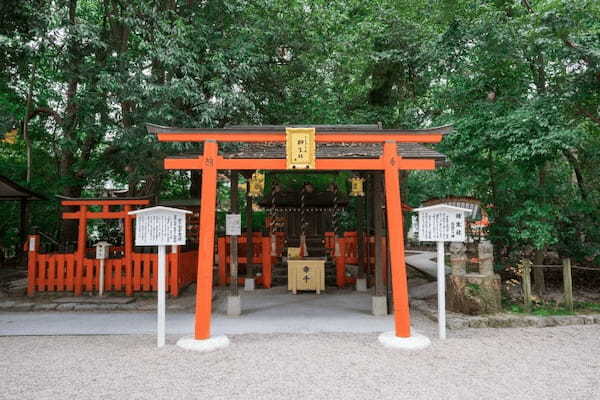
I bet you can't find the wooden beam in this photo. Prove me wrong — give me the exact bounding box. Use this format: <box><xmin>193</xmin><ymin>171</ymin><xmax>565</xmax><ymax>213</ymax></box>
<box><xmin>60</xmin><ymin>199</ymin><xmax>150</xmax><ymax>206</ymax></box>
<box><xmin>157</xmin><ymin>132</ymin><xmax>444</xmax><ymax>144</ymax></box>
<box><xmin>164</xmin><ymin>157</ymin><xmax>204</xmax><ymax>170</ymax></box>
<box><xmin>164</xmin><ymin>157</ymin><xmax>437</xmax><ymax>172</ymax></box>
<box><xmin>62</xmin><ymin>211</ymin><xmax>134</xmax><ymax>220</ymax></box>
<box><xmin>195</xmin><ymin>140</ymin><xmax>218</xmax><ymax>340</ymax></box>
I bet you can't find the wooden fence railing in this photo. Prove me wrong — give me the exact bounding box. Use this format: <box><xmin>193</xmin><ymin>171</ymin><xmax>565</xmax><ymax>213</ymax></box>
<box><xmin>521</xmin><ymin>258</ymin><xmax>598</xmax><ymax>312</ymax></box>
<box><xmin>26</xmin><ymin>235</ymin><xmax>197</xmax><ymax>297</ymax></box>
<box><xmin>217</xmin><ymin>235</ymin><xmax>272</xmax><ymax>288</ymax></box>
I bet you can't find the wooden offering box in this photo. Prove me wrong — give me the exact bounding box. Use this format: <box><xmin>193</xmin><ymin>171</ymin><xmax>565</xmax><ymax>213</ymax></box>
<box><xmin>287</xmin><ymin>258</ymin><xmax>326</xmax><ymax>294</ymax></box>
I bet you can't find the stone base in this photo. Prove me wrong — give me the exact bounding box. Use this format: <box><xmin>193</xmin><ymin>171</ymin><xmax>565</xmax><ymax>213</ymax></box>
<box><xmin>227</xmin><ymin>295</ymin><xmax>241</xmax><ymax>316</ymax></box>
<box><xmin>244</xmin><ymin>278</ymin><xmax>255</xmax><ymax>291</ymax></box>
<box><xmin>378</xmin><ymin>331</ymin><xmax>431</xmax><ymax>350</ymax></box>
<box><xmin>447</xmin><ymin>273</ymin><xmax>501</xmax><ymax>315</ymax></box>
<box><xmin>176</xmin><ymin>335</ymin><xmax>230</xmax><ymax>352</ymax></box>
<box><xmin>356</xmin><ymin>278</ymin><xmax>367</xmax><ymax>292</ymax></box>
<box><xmin>372</xmin><ymin>296</ymin><xmax>387</xmax><ymax>316</ymax></box>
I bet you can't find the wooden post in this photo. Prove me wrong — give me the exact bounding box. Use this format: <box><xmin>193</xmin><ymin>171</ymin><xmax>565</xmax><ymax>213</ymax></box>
<box><xmin>533</xmin><ymin>249</ymin><xmax>545</xmax><ymax>295</ymax></box>
<box><xmin>383</xmin><ymin>141</ymin><xmax>411</xmax><ymax>338</ymax></box>
<box><xmin>170</xmin><ymin>245</ymin><xmax>179</xmax><ymax>296</ymax></box>
<box><xmin>75</xmin><ymin>206</ymin><xmax>87</xmax><ymax>296</ymax></box>
<box><xmin>124</xmin><ymin>205</ymin><xmax>133</xmax><ymax>296</ymax></box>
<box><xmin>366</xmin><ymin>175</ymin><xmax>374</xmax><ymax>278</ymax></box>
<box><xmin>230</xmin><ymin>171</ymin><xmax>239</xmax><ymax>296</ymax></box>
<box><xmin>157</xmin><ymin>244</ymin><xmax>166</xmax><ymax>347</ymax></box>
<box><xmin>356</xmin><ymin>181</ymin><xmax>366</xmax><ymax>280</ymax></box>
<box><xmin>230</xmin><ymin>239</ymin><xmax>238</xmax><ymax>296</ymax></box>
<box><xmin>19</xmin><ymin>199</ymin><xmax>27</xmax><ymax>264</ymax></box>
<box><xmin>244</xmin><ymin>173</ymin><xmax>254</xmax><ymax>278</ymax></box>
<box><xmin>436</xmin><ymin>241</ymin><xmax>446</xmax><ymax>339</ymax></box>
<box><xmin>522</xmin><ymin>260</ymin><xmax>532</xmax><ymax>312</ymax></box>
<box><xmin>262</xmin><ymin>236</ymin><xmax>272</xmax><ymax>288</ymax></box>
<box><xmin>562</xmin><ymin>258</ymin><xmax>574</xmax><ymax>313</ymax></box>
<box><xmin>373</xmin><ymin>173</ymin><xmax>385</xmax><ymax>297</ymax></box>
<box><xmin>336</xmin><ymin>237</ymin><xmax>346</xmax><ymax>288</ymax></box>
<box><xmin>218</xmin><ymin>238</ymin><xmax>227</xmax><ymax>286</ymax></box>
<box><xmin>195</xmin><ymin>140</ymin><xmax>218</xmax><ymax>340</ymax></box>
<box><xmin>26</xmin><ymin>234</ymin><xmax>40</xmax><ymax>296</ymax></box>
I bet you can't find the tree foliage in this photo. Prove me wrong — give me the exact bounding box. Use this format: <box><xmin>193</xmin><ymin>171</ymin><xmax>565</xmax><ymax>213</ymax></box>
<box><xmin>0</xmin><ymin>0</ymin><xmax>598</xmax><ymax>264</ymax></box>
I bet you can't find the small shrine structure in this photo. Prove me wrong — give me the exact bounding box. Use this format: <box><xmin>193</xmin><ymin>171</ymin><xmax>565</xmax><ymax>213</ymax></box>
<box><xmin>26</xmin><ymin>196</ymin><xmax>198</xmax><ymax>296</ymax></box>
<box><xmin>149</xmin><ymin>123</ymin><xmax>450</xmax><ymax>342</ymax></box>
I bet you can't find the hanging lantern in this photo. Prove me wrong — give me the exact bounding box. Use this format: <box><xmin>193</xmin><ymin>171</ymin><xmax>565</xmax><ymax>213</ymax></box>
<box><xmin>248</xmin><ymin>171</ymin><xmax>265</xmax><ymax>198</ymax></box>
<box><xmin>349</xmin><ymin>176</ymin><xmax>365</xmax><ymax>197</ymax></box>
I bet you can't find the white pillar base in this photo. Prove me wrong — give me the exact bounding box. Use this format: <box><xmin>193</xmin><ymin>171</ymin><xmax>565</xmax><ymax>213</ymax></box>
<box><xmin>356</xmin><ymin>278</ymin><xmax>367</xmax><ymax>292</ymax></box>
<box><xmin>176</xmin><ymin>335</ymin><xmax>230</xmax><ymax>352</ymax></box>
<box><xmin>227</xmin><ymin>295</ymin><xmax>241</xmax><ymax>316</ymax></box>
<box><xmin>378</xmin><ymin>331</ymin><xmax>431</xmax><ymax>350</ymax></box>
<box><xmin>372</xmin><ymin>295</ymin><xmax>387</xmax><ymax>316</ymax></box>
<box><xmin>244</xmin><ymin>278</ymin><xmax>255</xmax><ymax>291</ymax></box>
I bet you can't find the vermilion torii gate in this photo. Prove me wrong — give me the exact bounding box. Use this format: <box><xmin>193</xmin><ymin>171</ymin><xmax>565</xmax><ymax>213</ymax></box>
<box><xmin>149</xmin><ymin>124</ymin><xmax>449</xmax><ymax>341</ymax></box>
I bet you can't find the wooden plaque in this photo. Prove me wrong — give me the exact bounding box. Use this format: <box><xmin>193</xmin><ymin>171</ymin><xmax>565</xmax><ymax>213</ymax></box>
<box><xmin>286</xmin><ymin>127</ymin><xmax>316</xmax><ymax>169</ymax></box>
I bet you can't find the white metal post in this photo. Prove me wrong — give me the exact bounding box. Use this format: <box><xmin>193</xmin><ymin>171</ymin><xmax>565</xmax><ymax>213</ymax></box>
<box><xmin>437</xmin><ymin>241</ymin><xmax>446</xmax><ymax>339</ymax></box>
<box><xmin>157</xmin><ymin>245</ymin><xmax>166</xmax><ymax>347</ymax></box>
<box><xmin>99</xmin><ymin>259</ymin><xmax>105</xmax><ymax>296</ymax></box>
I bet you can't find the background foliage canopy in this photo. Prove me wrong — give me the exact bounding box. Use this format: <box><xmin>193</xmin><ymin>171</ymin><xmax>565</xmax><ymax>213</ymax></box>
<box><xmin>0</xmin><ymin>0</ymin><xmax>598</xmax><ymax>265</ymax></box>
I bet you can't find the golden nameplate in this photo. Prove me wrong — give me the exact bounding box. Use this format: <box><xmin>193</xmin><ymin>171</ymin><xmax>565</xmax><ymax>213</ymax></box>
<box><xmin>285</xmin><ymin>127</ymin><xmax>316</xmax><ymax>169</ymax></box>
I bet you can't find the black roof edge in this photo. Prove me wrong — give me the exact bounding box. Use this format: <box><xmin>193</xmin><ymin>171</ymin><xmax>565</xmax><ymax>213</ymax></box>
<box><xmin>146</xmin><ymin>123</ymin><xmax>453</xmax><ymax>135</ymax></box>
<box><xmin>0</xmin><ymin>175</ymin><xmax>47</xmax><ymax>200</ymax></box>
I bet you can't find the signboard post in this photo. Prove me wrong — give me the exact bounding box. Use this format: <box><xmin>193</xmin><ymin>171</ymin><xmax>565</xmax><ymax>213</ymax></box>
<box><xmin>128</xmin><ymin>206</ymin><xmax>191</xmax><ymax>347</ymax></box>
<box><xmin>413</xmin><ymin>205</ymin><xmax>471</xmax><ymax>340</ymax></box>
<box><xmin>94</xmin><ymin>241</ymin><xmax>111</xmax><ymax>296</ymax></box>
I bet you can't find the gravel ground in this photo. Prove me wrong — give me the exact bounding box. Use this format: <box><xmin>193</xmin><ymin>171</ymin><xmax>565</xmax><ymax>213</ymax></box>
<box><xmin>1</xmin><ymin>325</ymin><xmax>599</xmax><ymax>400</ymax></box>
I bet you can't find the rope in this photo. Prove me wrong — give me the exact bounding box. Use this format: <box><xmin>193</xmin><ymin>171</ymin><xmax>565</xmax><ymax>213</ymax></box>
<box><xmin>332</xmin><ymin>186</ymin><xmax>339</xmax><ymax>236</ymax></box>
<box><xmin>332</xmin><ymin>185</ymin><xmax>341</xmax><ymax>257</ymax></box>
<box><xmin>300</xmin><ymin>186</ymin><xmax>307</xmax><ymax>256</ymax></box>
<box><xmin>532</xmin><ymin>264</ymin><xmax>600</xmax><ymax>271</ymax></box>
<box><xmin>270</xmin><ymin>187</ymin><xmax>278</xmax><ymax>256</ymax></box>
<box><xmin>300</xmin><ymin>187</ymin><xmax>307</xmax><ymax>237</ymax></box>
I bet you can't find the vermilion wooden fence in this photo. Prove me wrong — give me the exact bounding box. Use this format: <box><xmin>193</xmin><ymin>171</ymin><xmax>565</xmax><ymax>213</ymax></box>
<box><xmin>26</xmin><ymin>235</ymin><xmax>197</xmax><ymax>297</ymax></box>
<box><xmin>217</xmin><ymin>235</ymin><xmax>272</xmax><ymax>288</ymax></box>
<box><xmin>225</xmin><ymin>231</ymin><xmax>389</xmax><ymax>289</ymax></box>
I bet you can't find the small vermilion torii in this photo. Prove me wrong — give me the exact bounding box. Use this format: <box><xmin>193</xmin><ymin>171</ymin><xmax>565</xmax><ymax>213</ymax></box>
<box><xmin>148</xmin><ymin>124</ymin><xmax>451</xmax><ymax>341</ymax></box>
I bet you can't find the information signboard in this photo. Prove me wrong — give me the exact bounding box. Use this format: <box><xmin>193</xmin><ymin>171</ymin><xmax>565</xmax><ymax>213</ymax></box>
<box><xmin>413</xmin><ymin>204</ymin><xmax>471</xmax><ymax>340</ymax></box>
<box><xmin>130</xmin><ymin>206</ymin><xmax>190</xmax><ymax>246</ymax></box>
<box><xmin>414</xmin><ymin>205</ymin><xmax>470</xmax><ymax>242</ymax></box>
<box><xmin>226</xmin><ymin>214</ymin><xmax>241</xmax><ymax>236</ymax></box>
<box><xmin>128</xmin><ymin>206</ymin><xmax>191</xmax><ymax>348</ymax></box>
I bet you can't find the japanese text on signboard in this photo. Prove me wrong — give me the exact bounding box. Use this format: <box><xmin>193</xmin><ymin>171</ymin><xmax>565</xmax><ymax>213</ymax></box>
<box><xmin>418</xmin><ymin>211</ymin><xmax>465</xmax><ymax>242</ymax></box>
<box><xmin>135</xmin><ymin>213</ymin><xmax>187</xmax><ymax>246</ymax></box>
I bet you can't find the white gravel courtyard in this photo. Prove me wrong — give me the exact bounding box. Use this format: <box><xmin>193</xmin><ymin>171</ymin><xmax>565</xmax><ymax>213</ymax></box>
<box><xmin>1</xmin><ymin>289</ymin><xmax>599</xmax><ymax>399</ymax></box>
<box><xmin>1</xmin><ymin>323</ymin><xmax>599</xmax><ymax>399</ymax></box>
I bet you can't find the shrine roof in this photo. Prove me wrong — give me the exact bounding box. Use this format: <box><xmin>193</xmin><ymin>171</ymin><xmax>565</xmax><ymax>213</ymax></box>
<box><xmin>147</xmin><ymin>123</ymin><xmax>452</xmax><ymax>135</ymax></box>
<box><xmin>0</xmin><ymin>175</ymin><xmax>46</xmax><ymax>201</ymax></box>
<box><xmin>150</xmin><ymin>123</ymin><xmax>450</xmax><ymax>164</ymax></box>
<box><xmin>224</xmin><ymin>142</ymin><xmax>446</xmax><ymax>161</ymax></box>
